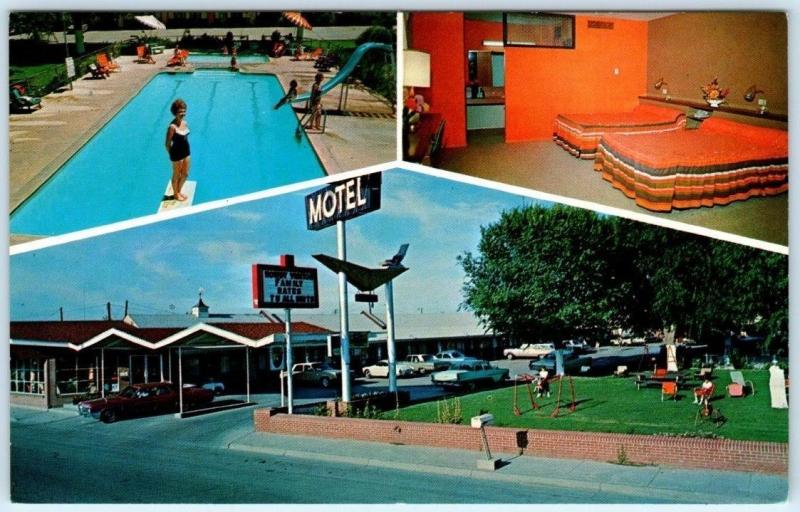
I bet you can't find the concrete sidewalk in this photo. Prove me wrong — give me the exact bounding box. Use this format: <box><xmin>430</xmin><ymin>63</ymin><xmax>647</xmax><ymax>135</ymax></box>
<box><xmin>229</xmin><ymin>431</ymin><xmax>787</xmax><ymax>504</ymax></box>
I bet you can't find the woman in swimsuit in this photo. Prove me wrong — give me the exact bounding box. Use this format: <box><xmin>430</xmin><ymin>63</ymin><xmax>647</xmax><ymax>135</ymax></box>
<box><xmin>165</xmin><ymin>99</ymin><xmax>190</xmax><ymax>201</ymax></box>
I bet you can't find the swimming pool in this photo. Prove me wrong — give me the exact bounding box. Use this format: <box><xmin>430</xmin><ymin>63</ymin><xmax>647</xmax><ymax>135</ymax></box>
<box><xmin>11</xmin><ymin>70</ymin><xmax>325</xmax><ymax>236</ymax></box>
<box><xmin>189</xmin><ymin>53</ymin><xmax>269</xmax><ymax>65</ymax></box>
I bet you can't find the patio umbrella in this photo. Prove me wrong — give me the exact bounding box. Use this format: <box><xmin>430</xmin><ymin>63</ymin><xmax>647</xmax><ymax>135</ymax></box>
<box><xmin>135</xmin><ymin>15</ymin><xmax>166</xmax><ymax>30</ymax></box>
<box><xmin>134</xmin><ymin>15</ymin><xmax>166</xmax><ymax>42</ymax></box>
<box><xmin>282</xmin><ymin>11</ymin><xmax>312</xmax><ymax>42</ymax></box>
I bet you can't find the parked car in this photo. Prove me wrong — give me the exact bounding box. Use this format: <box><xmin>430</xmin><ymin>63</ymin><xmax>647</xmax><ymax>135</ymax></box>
<box><xmin>77</xmin><ymin>382</ymin><xmax>214</xmax><ymax>423</ymax></box>
<box><xmin>291</xmin><ymin>362</ymin><xmax>342</xmax><ymax>388</ymax></box>
<box><xmin>431</xmin><ymin>360</ymin><xmax>509</xmax><ymax>390</ymax></box>
<box><xmin>362</xmin><ymin>360</ymin><xmax>416</xmax><ymax>378</ymax></box>
<box><xmin>404</xmin><ymin>354</ymin><xmax>448</xmax><ymax>374</ymax></box>
<box><xmin>562</xmin><ymin>339</ymin><xmax>589</xmax><ymax>350</ymax></box>
<box><xmin>431</xmin><ymin>350</ymin><xmax>478</xmax><ymax>367</ymax></box>
<box><xmin>528</xmin><ymin>349</ymin><xmax>592</xmax><ymax>374</ymax></box>
<box><xmin>503</xmin><ymin>343</ymin><xmax>555</xmax><ymax>359</ymax></box>
<box><xmin>201</xmin><ymin>379</ymin><xmax>225</xmax><ymax>395</ymax></box>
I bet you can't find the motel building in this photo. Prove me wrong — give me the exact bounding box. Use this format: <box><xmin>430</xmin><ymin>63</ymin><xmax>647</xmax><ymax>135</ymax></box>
<box><xmin>10</xmin><ymin>294</ymin><xmax>500</xmax><ymax>410</ymax></box>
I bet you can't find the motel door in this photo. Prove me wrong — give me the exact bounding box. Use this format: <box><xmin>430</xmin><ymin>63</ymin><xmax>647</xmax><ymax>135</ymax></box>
<box><xmin>130</xmin><ymin>354</ymin><xmax>163</xmax><ymax>384</ymax></box>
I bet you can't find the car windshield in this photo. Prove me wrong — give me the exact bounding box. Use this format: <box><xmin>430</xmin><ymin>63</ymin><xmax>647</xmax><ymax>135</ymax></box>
<box><xmin>420</xmin><ymin>355</ymin><xmax>432</xmax><ymax>361</ymax></box>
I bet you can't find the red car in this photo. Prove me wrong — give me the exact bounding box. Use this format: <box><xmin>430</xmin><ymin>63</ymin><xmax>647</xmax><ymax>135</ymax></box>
<box><xmin>78</xmin><ymin>382</ymin><xmax>214</xmax><ymax>423</ymax></box>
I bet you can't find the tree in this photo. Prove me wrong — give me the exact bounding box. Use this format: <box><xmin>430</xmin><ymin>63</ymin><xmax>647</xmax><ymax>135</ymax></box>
<box><xmin>459</xmin><ymin>204</ymin><xmax>788</xmax><ymax>354</ymax></box>
<box><xmin>459</xmin><ymin>205</ymin><xmax>628</xmax><ymax>342</ymax></box>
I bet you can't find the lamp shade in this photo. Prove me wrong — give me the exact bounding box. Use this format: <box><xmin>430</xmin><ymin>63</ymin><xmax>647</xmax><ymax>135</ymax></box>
<box><xmin>403</xmin><ymin>49</ymin><xmax>430</xmax><ymax>88</ymax></box>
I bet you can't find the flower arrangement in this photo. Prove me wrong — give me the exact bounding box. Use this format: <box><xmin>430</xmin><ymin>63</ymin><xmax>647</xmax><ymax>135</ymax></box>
<box><xmin>701</xmin><ymin>78</ymin><xmax>730</xmax><ymax>106</ymax></box>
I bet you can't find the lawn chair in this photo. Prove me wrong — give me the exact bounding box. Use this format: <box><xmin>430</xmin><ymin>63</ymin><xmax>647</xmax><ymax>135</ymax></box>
<box><xmin>661</xmin><ymin>381</ymin><xmax>678</xmax><ymax>401</ymax></box>
<box><xmin>727</xmin><ymin>370</ymin><xmax>754</xmax><ymax>397</ymax></box>
<box><xmin>9</xmin><ymin>85</ymin><xmax>42</xmax><ymax>112</ymax></box>
<box><xmin>97</xmin><ymin>53</ymin><xmax>120</xmax><ymax>72</ymax></box>
<box><xmin>653</xmin><ymin>368</ymin><xmax>668</xmax><ymax>379</ymax></box>
<box><xmin>88</xmin><ymin>63</ymin><xmax>109</xmax><ymax>79</ymax></box>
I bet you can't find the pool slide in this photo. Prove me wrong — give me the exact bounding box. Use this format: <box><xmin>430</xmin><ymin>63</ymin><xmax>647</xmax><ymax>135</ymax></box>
<box><xmin>292</xmin><ymin>42</ymin><xmax>393</xmax><ymax>102</ymax></box>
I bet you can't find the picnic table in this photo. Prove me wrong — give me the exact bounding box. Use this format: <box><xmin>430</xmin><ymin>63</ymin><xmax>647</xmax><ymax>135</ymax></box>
<box><xmin>633</xmin><ymin>371</ymin><xmax>683</xmax><ymax>390</ymax></box>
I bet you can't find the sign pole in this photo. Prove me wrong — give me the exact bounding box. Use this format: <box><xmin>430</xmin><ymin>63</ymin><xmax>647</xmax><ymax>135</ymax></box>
<box><xmin>385</xmin><ymin>280</ymin><xmax>397</xmax><ymax>393</ymax></box>
<box><xmin>285</xmin><ymin>308</ymin><xmax>294</xmax><ymax>414</ymax></box>
<box><xmin>337</xmin><ymin>220</ymin><xmax>352</xmax><ymax>402</ymax></box>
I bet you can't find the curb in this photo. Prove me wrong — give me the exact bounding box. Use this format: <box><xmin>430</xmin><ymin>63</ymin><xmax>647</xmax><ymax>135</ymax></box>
<box><xmin>227</xmin><ymin>442</ymin><xmax>744</xmax><ymax>503</ymax></box>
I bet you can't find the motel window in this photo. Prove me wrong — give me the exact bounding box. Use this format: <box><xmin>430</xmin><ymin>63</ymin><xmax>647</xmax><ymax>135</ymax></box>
<box><xmin>10</xmin><ymin>358</ymin><xmax>45</xmax><ymax>395</ymax></box>
<box><xmin>55</xmin><ymin>354</ymin><xmax>99</xmax><ymax>395</ymax></box>
<box><xmin>503</xmin><ymin>13</ymin><xmax>575</xmax><ymax>49</ymax></box>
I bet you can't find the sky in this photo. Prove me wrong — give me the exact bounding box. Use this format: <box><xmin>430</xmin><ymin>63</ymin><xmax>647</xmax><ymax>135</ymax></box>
<box><xmin>9</xmin><ymin>168</ymin><xmax>546</xmax><ymax>321</ymax></box>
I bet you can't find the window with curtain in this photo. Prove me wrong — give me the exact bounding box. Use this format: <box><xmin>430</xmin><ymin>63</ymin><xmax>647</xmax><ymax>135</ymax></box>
<box><xmin>503</xmin><ymin>13</ymin><xmax>575</xmax><ymax>48</ymax></box>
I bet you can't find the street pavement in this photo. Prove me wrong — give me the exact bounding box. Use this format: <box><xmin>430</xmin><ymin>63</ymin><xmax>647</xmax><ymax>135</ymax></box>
<box><xmin>9</xmin><ymin>403</ymin><xmax>787</xmax><ymax>504</ymax></box>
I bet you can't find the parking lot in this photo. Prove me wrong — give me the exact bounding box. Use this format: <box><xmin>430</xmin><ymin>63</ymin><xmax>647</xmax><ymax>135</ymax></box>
<box><xmin>219</xmin><ymin>345</ymin><xmax>661</xmax><ymax>408</ymax></box>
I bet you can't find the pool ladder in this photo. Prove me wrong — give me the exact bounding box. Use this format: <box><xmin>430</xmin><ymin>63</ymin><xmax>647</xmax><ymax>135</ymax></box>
<box><xmin>298</xmin><ymin>106</ymin><xmax>328</xmax><ymax>134</ymax></box>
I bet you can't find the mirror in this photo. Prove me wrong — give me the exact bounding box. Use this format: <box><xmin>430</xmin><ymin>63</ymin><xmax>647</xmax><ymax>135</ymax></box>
<box><xmin>467</xmin><ymin>51</ymin><xmax>505</xmax><ymax>99</ymax></box>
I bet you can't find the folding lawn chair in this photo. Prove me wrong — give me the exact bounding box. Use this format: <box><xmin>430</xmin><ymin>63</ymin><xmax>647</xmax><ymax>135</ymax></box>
<box><xmin>661</xmin><ymin>381</ymin><xmax>678</xmax><ymax>401</ymax></box>
<box><xmin>727</xmin><ymin>370</ymin><xmax>754</xmax><ymax>397</ymax></box>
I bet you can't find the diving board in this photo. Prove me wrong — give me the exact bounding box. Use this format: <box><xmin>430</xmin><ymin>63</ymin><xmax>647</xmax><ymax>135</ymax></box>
<box><xmin>158</xmin><ymin>181</ymin><xmax>196</xmax><ymax>213</ymax></box>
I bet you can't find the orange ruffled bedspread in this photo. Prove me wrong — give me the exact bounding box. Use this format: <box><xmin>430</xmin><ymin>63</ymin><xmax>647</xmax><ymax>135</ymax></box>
<box><xmin>593</xmin><ymin>117</ymin><xmax>788</xmax><ymax>212</ymax></box>
<box><xmin>553</xmin><ymin>105</ymin><xmax>686</xmax><ymax>159</ymax></box>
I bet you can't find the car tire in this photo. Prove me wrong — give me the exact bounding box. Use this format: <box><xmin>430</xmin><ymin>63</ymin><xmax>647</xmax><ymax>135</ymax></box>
<box><xmin>100</xmin><ymin>408</ymin><xmax>118</xmax><ymax>424</ymax></box>
<box><xmin>506</xmin><ymin>354</ymin><xmax>514</xmax><ymax>360</ymax></box>
<box><xmin>467</xmin><ymin>382</ymin><xmax>477</xmax><ymax>392</ymax></box>
<box><xmin>364</xmin><ymin>370</ymin><xmax>372</xmax><ymax>379</ymax></box>
<box><xmin>320</xmin><ymin>377</ymin><xmax>331</xmax><ymax>388</ymax></box>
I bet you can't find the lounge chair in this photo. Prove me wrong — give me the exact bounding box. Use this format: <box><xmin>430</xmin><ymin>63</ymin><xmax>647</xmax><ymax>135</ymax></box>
<box><xmin>727</xmin><ymin>370</ymin><xmax>754</xmax><ymax>397</ymax></box>
<box><xmin>88</xmin><ymin>63</ymin><xmax>109</xmax><ymax>79</ymax></box>
<box><xmin>97</xmin><ymin>53</ymin><xmax>120</xmax><ymax>72</ymax></box>
<box><xmin>661</xmin><ymin>381</ymin><xmax>678</xmax><ymax>401</ymax></box>
<box><xmin>9</xmin><ymin>86</ymin><xmax>42</xmax><ymax>112</ymax></box>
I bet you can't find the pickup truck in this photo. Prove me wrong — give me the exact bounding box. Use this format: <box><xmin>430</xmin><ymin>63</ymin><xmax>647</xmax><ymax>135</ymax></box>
<box><xmin>431</xmin><ymin>360</ymin><xmax>509</xmax><ymax>390</ymax></box>
<box><xmin>404</xmin><ymin>354</ymin><xmax>448</xmax><ymax>374</ymax></box>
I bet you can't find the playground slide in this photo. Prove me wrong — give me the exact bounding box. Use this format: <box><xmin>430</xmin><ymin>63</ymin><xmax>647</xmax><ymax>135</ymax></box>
<box><xmin>292</xmin><ymin>42</ymin><xmax>393</xmax><ymax>102</ymax></box>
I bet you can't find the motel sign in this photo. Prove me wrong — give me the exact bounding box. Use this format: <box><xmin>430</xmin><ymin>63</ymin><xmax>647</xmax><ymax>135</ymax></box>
<box><xmin>305</xmin><ymin>173</ymin><xmax>382</xmax><ymax>230</ymax></box>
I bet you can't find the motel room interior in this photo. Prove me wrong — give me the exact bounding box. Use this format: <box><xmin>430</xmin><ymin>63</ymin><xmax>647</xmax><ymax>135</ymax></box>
<box><xmin>403</xmin><ymin>12</ymin><xmax>788</xmax><ymax>246</ymax></box>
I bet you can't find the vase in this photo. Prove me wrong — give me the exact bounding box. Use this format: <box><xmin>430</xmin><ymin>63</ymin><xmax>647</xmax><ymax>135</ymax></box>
<box><xmin>706</xmin><ymin>98</ymin><xmax>724</xmax><ymax>108</ymax></box>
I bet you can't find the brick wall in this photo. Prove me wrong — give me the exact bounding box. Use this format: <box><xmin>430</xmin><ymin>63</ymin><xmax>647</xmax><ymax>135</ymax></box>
<box><xmin>253</xmin><ymin>408</ymin><xmax>787</xmax><ymax>474</ymax></box>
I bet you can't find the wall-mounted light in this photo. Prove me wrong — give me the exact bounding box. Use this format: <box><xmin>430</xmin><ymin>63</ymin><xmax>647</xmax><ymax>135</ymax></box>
<box><xmin>744</xmin><ymin>85</ymin><xmax>764</xmax><ymax>102</ymax></box>
<box><xmin>482</xmin><ymin>40</ymin><xmax>504</xmax><ymax>47</ymax></box>
<box><xmin>654</xmin><ymin>77</ymin><xmax>667</xmax><ymax>90</ymax></box>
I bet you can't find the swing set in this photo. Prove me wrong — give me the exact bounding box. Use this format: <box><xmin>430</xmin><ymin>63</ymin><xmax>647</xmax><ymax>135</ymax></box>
<box><xmin>511</xmin><ymin>373</ymin><xmax>577</xmax><ymax>418</ymax></box>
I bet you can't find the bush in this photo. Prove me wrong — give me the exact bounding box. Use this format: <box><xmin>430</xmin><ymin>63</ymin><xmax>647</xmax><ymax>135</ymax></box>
<box><xmin>436</xmin><ymin>397</ymin><xmax>463</xmax><ymax>424</ymax></box>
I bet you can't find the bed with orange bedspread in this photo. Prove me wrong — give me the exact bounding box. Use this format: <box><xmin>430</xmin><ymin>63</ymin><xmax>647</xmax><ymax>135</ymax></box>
<box><xmin>553</xmin><ymin>105</ymin><xmax>686</xmax><ymax>159</ymax></box>
<box><xmin>593</xmin><ymin>117</ymin><xmax>788</xmax><ymax>212</ymax></box>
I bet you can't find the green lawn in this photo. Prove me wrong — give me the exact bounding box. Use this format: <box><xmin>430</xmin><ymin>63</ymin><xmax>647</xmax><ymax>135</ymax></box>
<box><xmin>391</xmin><ymin>370</ymin><xmax>787</xmax><ymax>443</ymax></box>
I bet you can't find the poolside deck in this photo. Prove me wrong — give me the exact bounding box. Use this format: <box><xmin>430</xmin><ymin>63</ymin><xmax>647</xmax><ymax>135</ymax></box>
<box><xmin>9</xmin><ymin>50</ymin><xmax>395</xmax><ymax>245</ymax></box>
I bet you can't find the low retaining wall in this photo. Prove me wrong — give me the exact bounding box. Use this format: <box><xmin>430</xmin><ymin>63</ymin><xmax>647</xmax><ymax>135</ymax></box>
<box><xmin>10</xmin><ymin>393</ymin><xmax>48</xmax><ymax>409</ymax></box>
<box><xmin>253</xmin><ymin>408</ymin><xmax>787</xmax><ymax>474</ymax></box>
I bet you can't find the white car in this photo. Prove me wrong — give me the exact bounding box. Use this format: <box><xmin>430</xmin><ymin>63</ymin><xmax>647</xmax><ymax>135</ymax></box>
<box><xmin>503</xmin><ymin>343</ymin><xmax>555</xmax><ymax>359</ymax></box>
<box><xmin>362</xmin><ymin>360</ymin><xmax>416</xmax><ymax>378</ymax></box>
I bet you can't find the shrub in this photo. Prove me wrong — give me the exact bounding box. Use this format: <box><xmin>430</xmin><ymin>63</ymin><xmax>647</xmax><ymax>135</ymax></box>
<box><xmin>436</xmin><ymin>397</ymin><xmax>463</xmax><ymax>424</ymax></box>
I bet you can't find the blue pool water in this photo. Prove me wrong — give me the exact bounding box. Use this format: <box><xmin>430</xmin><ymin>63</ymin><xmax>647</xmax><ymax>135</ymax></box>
<box><xmin>11</xmin><ymin>70</ymin><xmax>324</xmax><ymax>236</ymax></box>
<box><xmin>189</xmin><ymin>53</ymin><xmax>268</xmax><ymax>65</ymax></box>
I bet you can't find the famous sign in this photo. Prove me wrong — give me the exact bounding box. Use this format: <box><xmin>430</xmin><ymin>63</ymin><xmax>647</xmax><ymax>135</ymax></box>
<box><xmin>251</xmin><ymin>262</ymin><xmax>319</xmax><ymax>309</ymax></box>
<box><xmin>306</xmin><ymin>173</ymin><xmax>381</xmax><ymax>231</ymax></box>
